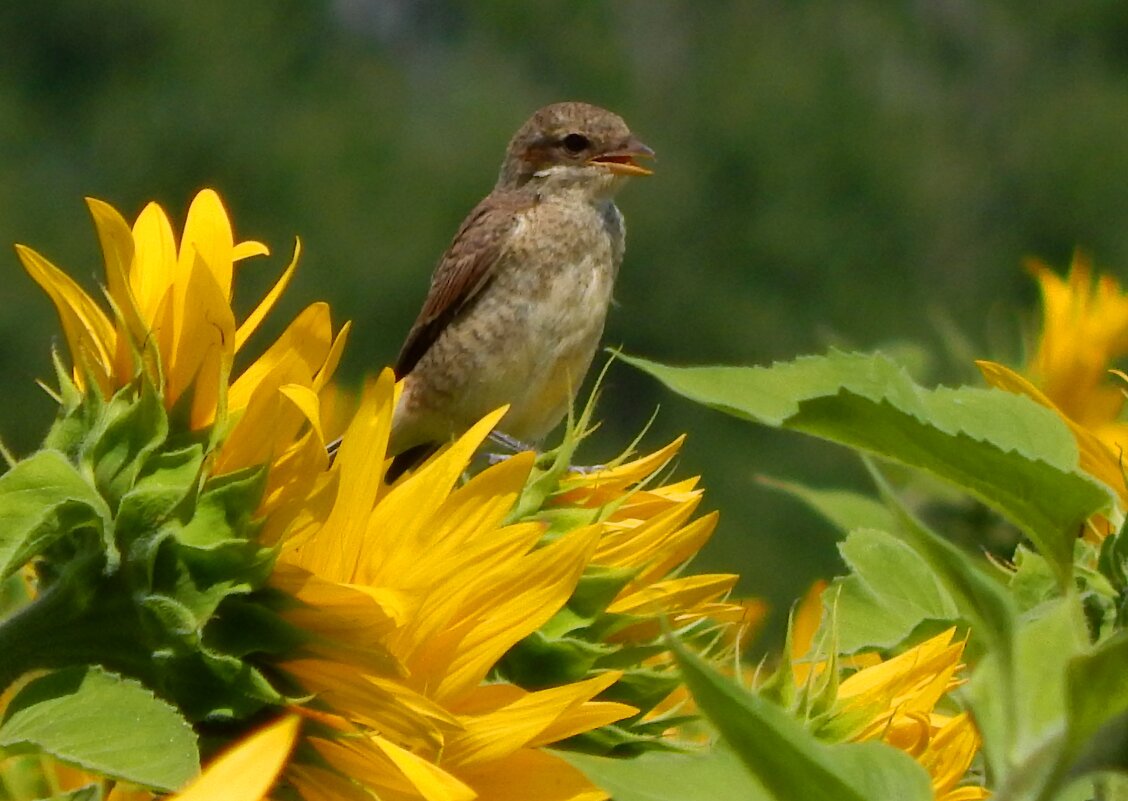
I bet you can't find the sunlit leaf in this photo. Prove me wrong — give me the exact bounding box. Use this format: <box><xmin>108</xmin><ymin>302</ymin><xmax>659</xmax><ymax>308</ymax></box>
<box><xmin>0</xmin><ymin>450</ymin><xmax>112</xmax><ymax>580</ymax></box>
<box><xmin>0</xmin><ymin>666</ymin><xmax>198</xmax><ymax>791</ymax></box>
<box><xmin>565</xmin><ymin>745</ymin><xmax>770</xmax><ymax>801</ymax></box>
<box><xmin>671</xmin><ymin>633</ymin><xmax>933</xmax><ymax>801</ymax></box>
<box><xmin>832</xmin><ymin>528</ymin><xmax>959</xmax><ymax>652</ymax></box>
<box><xmin>621</xmin><ymin>350</ymin><xmax>1111</xmax><ymax>580</ymax></box>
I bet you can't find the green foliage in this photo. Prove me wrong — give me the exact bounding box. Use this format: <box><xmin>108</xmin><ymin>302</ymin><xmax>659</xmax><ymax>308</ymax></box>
<box><xmin>832</xmin><ymin>528</ymin><xmax>959</xmax><ymax>652</ymax></box>
<box><xmin>0</xmin><ymin>450</ymin><xmax>112</xmax><ymax>582</ymax></box>
<box><xmin>621</xmin><ymin>350</ymin><xmax>1112</xmax><ymax>581</ymax></box>
<box><xmin>573</xmin><ymin>348</ymin><xmax>1128</xmax><ymax>800</ymax></box>
<box><xmin>0</xmin><ymin>374</ymin><xmax>299</xmax><ymax>774</ymax></box>
<box><xmin>564</xmin><ymin>746</ymin><xmax>768</xmax><ymax>801</ymax></box>
<box><xmin>0</xmin><ymin>666</ymin><xmax>198</xmax><ymax>791</ymax></box>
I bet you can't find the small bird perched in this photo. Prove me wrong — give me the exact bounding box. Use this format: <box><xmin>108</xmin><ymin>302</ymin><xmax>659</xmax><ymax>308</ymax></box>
<box><xmin>384</xmin><ymin>101</ymin><xmax>654</xmax><ymax>478</ymax></box>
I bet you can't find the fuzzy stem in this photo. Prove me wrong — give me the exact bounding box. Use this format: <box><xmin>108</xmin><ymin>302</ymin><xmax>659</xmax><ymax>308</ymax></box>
<box><xmin>0</xmin><ymin>564</ymin><xmax>151</xmax><ymax>693</ymax></box>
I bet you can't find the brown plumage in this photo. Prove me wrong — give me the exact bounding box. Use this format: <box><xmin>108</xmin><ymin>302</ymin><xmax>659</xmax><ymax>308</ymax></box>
<box><xmin>386</xmin><ymin>101</ymin><xmax>654</xmax><ymax>479</ymax></box>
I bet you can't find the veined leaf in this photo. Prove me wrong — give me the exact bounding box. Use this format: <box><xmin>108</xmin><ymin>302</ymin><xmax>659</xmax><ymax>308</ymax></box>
<box><xmin>1050</xmin><ymin>631</ymin><xmax>1128</xmax><ymax>796</ymax></box>
<box><xmin>671</xmin><ymin>634</ymin><xmax>933</xmax><ymax>801</ymax></box>
<box><xmin>0</xmin><ymin>450</ymin><xmax>112</xmax><ymax>580</ymax></box>
<box><xmin>565</xmin><ymin>745</ymin><xmax>771</xmax><ymax>801</ymax></box>
<box><xmin>865</xmin><ymin>460</ymin><xmax>1018</xmax><ymax>651</ymax></box>
<box><xmin>621</xmin><ymin>350</ymin><xmax>1111</xmax><ymax>579</ymax></box>
<box><xmin>0</xmin><ymin>665</ymin><xmax>198</xmax><ymax>791</ymax></box>
<box><xmin>832</xmin><ymin>528</ymin><xmax>959</xmax><ymax>652</ymax></box>
<box><xmin>965</xmin><ymin>597</ymin><xmax>1087</xmax><ymax>795</ymax></box>
<box><xmin>759</xmin><ymin>478</ymin><xmax>896</xmax><ymax>536</ymax></box>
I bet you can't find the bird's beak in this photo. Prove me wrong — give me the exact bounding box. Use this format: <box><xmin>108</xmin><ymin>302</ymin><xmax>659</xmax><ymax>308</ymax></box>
<box><xmin>589</xmin><ymin>136</ymin><xmax>656</xmax><ymax>176</ymax></box>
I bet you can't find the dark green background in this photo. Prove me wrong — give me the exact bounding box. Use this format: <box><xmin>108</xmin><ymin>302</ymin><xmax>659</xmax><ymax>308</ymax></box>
<box><xmin>3</xmin><ymin>1</ymin><xmax>1128</xmax><ymax>641</ymax></box>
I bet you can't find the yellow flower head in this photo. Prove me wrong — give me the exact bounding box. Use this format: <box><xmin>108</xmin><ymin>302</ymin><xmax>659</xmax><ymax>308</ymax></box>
<box><xmin>17</xmin><ymin>190</ymin><xmax>347</xmax><ymax>444</ymax></box>
<box><xmin>784</xmin><ymin>583</ymin><xmax>988</xmax><ymax>799</ymax></box>
<box><xmin>263</xmin><ymin>372</ymin><xmax>638</xmax><ymax>800</ymax></box>
<box><xmin>8</xmin><ymin>190</ymin><xmax>753</xmax><ymax>801</ymax></box>
<box><xmin>978</xmin><ymin>253</ymin><xmax>1128</xmax><ymax>506</ymax></box>
<box><xmin>1025</xmin><ymin>253</ymin><xmax>1128</xmax><ymax>431</ymax></box>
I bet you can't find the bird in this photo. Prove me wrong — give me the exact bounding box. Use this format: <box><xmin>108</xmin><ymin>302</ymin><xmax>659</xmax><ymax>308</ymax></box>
<box><xmin>348</xmin><ymin>101</ymin><xmax>654</xmax><ymax>480</ymax></box>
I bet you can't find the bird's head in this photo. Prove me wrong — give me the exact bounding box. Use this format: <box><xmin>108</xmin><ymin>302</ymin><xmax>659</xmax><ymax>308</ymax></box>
<box><xmin>498</xmin><ymin>102</ymin><xmax>655</xmax><ymax>195</ymax></box>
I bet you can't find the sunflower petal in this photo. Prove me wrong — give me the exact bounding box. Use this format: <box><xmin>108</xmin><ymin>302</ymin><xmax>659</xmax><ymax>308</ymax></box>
<box><xmin>173</xmin><ymin>716</ymin><xmax>298</xmax><ymax>801</ymax></box>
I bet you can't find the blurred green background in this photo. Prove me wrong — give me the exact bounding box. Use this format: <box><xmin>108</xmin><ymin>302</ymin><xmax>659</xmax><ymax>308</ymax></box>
<box><xmin>3</xmin><ymin>1</ymin><xmax>1128</xmax><ymax>642</ymax></box>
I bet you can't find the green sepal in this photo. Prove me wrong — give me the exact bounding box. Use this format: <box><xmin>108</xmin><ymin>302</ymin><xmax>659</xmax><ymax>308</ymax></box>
<box><xmin>499</xmin><ymin>630</ymin><xmax>615</xmax><ymax>687</ymax></box>
<box><xmin>595</xmin><ymin>667</ymin><xmax>683</xmax><ymax>715</ymax></box>
<box><xmin>670</xmin><ymin>629</ymin><xmax>934</xmax><ymax>801</ymax></box>
<box><xmin>41</xmin><ymin>351</ymin><xmax>101</xmax><ymax>460</ymax></box>
<box><xmin>561</xmin><ymin>720</ymin><xmax>687</xmax><ymax>757</ymax></box>
<box><xmin>0</xmin><ymin>450</ymin><xmax>113</xmax><ymax>582</ymax></box>
<box><xmin>203</xmin><ymin>594</ymin><xmax>309</xmax><ymax>658</ymax></box>
<box><xmin>149</xmin><ymin>646</ymin><xmax>284</xmax><ymax>723</ymax></box>
<box><xmin>1098</xmin><ymin>518</ymin><xmax>1128</xmax><ymax>592</ymax></box>
<box><xmin>85</xmin><ymin>378</ymin><xmax>168</xmax><ymax>512</ymax></box>
<box><xmin>568</xmin><ymin>566</ymin><xmax>638</xmax><ymax>621</ymax></box>
<box><xmin>176</xmin><ymin>466</ymin><xmax>267</xmax><ymax>549</ymax></box>
<box><xmin>114</xmin><ymin>445</ymin><xmax>205</xmax><ymax>548</ymax></box>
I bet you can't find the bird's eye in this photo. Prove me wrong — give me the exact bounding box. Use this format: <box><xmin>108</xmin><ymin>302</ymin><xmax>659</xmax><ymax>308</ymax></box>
<box><xmin>561</xmin><ymin>133</ymin><xmax>590</xmax><ymax>153</ymax></box>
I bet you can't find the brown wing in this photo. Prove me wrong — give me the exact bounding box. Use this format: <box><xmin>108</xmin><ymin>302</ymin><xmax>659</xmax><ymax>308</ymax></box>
<box><xmin>395</xmin><ymin>190</ymin><xmax>536</xmax><ymax>377</ymax></box>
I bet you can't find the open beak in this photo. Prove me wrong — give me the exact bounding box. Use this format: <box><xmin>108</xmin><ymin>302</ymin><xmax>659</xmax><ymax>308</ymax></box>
<box><xmin>589</xmin><ymin>136</ymin><xmax>656</xmax><ymax>177</ymax></box>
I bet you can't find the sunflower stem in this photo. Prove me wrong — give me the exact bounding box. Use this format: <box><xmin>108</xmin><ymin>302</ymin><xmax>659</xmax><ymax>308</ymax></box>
<box><xmin>0</xmin><ymin>561</ymin><xmax>151</xmax><ymax>693</ymax></box>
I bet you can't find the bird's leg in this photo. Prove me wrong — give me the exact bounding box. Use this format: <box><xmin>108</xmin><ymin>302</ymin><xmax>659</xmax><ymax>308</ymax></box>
<box><xmin>488</xmin><ymin>430</ymin><xmax>535</xmax><ymax>453</ymax></box>
<box><xmin>484</xmin><ymin>430</ymin><xmax>536</xmax><ymax>465</ymax></box>
<box><xmin>484</xmin><ymin>429</ymin><xmax>604</xmax><ymax>474</ymax></box>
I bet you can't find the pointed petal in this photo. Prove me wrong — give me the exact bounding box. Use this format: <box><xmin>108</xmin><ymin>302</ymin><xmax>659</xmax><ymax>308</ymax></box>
<box><xmin>235</xmin><ymin>238</ymin><xmax>300</xmax><ymax>352</ymax></box>
<box><xmin>233</xmin><ymin>240</ymin><xmax>270</xmax><ymax>261</ymax></box>
<box><xmin>16</xmin><ymin>244</ymin><xmax>114</xmax><ymax>393</ymax></box>
<box><xmin>173</xmin><ymin>716</ymin><xmax>298</xmax><ymax>801</ymax></box>
<box><xmin>420</xmin><ymin>524</ymin><xmax>602</xmax><ymax>701</ymax></box>
<box><xmin>289</xmin><ymin>371</ymin><xmax>397</xmax><ymax>580</ymax></box>
<box><xmin>130</xmin><ymin>200</ymin><xmax>178</xmax><ymax>325</ymax></box>
<box><xmin>282</xmin><ymin>659</ymin><xmax>453</xmax><ymax>750</ymax></box>
<box><xmin>313</xmin><ymin>319</ymin><xmax>351</xmax><ymax>392</ymax></box>
<box><xmin>167</xmin><ymin>252</ymin><xmax>235</xmax><ymax>415</ymax></box>
<box><xmin>455</xmin><ymin>749</ymin><xmax>609</xmax><ymax>801</ymax></box>
<box><xmin>309</xmin><ymin>736</ymin><xmax>476</xmax><ymax>801</ymax></box>
<box><xmin>228</xmin><ymin>301</ymin><xmax>331</xmax><ymax>414</ymax></box>
<box><xmin>288</xmin><ymin>764</ymin><xmax>373</xmax><ymax>801</ymax></box>
<box><xmin>354</xmin><ymin>406</ymin><xmax>511</xmax><ymax>585</ymax></box>
<box><xmin>179</xmin><ymin>188</ymin><xmax>235</xmax><ymax>299</ymax></box>
<box><xmin>86</xmin><ymin>197</ymin><xmax>145</xmax><ymax>383</ymax></box>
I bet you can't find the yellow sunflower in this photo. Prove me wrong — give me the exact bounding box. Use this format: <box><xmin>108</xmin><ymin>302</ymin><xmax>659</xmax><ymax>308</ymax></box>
<box><xmin>978</xmin><ymin>253</ymin><xmax>1128</xmax><ymax>505</ymax></box>
<box><xmin>6</xmin><ymin>189</ymin><xmax>754</xmax><ymax>801</ymax></box>
<box><xmin>17</xmin><ymin>189</ymin><xmax>348</xmax><ymax>468</ymax></box>
<box><xmin>787</xmin><ymin>583</ymin><xmax>988</xmax><ymax>800</ymax></box>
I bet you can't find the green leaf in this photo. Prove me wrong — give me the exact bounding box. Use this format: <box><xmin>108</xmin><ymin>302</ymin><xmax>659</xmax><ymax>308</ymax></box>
<box><xmin>565</xmin><ymin>745</ymin><xmax>771</xmax><ymax>801</ymax></box>
<box><xmin>621</xmin><ymin>350</ymin><xmax>1111</xmax><ymax>580</ymax></box>
<box><xmin>965</xmin><ymin>597</ymin><xmax>1088</xmax><ymax>794</ymax></box>
<box><xmin>0</xmin><ymin>451</ymin><xmax>112</xmax><ymax>580</ymax></box>
<box><xmin>865</xmin><ymin>460</ymin><xmax>1017</xmax><ymax>654</ymax></box>
<box><xmin>0</xmin><ymin>665</ymin><xmax>198</xmax><ymax>791</ymax></box>
<box><xmin>671</xmin><ymin>634</ymin><xmax>933</xmax><ymax>801</ymax></box>
<box><xmin>1057</xmin><ymin>631</ymin><xmax>1128</xmax><ymax>788</ymax></box>
<box><xmin>759</xmin><ymin>479</ymin><xmax>896</xmax><ymax>536</ymax></box>
<box><xmin>832</xmin><ymin>528</ymin><xmax>959</xmax><ymax>652</ymax></box>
